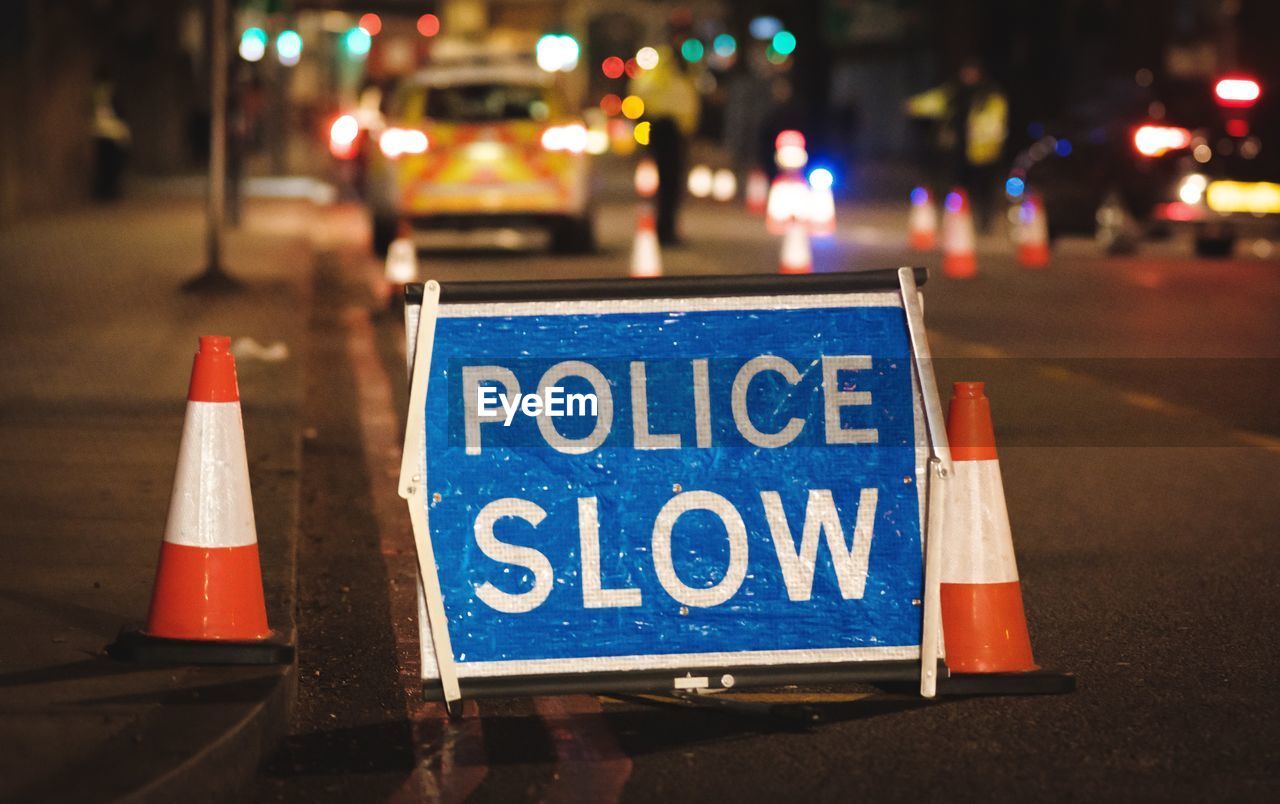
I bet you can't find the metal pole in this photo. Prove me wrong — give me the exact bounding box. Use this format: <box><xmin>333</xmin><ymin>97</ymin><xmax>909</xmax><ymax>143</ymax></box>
<box><xmin>186</xmin><ymin>0</ymin><xmax>237</xmax><ymax>291</ymax></box>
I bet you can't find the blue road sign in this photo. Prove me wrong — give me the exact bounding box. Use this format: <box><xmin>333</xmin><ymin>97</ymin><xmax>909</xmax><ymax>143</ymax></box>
<box><xmin>405</xmin><ymin>288</ymin><xmax>928</xmax><ymax>687</ymax></box>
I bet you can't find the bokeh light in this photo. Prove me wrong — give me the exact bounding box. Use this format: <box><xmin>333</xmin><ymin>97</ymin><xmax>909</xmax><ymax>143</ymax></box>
<box><xmin>602</xmin><ymin>56</ymin><xmax>625</xmax><ymax>79</ymax></box>
<box><xmin>713</xmin><ymin>34</ymin><xmax>736</xmax><ymax>58</ymax></box>
<box><xmin>600</xmin><ymin>94</ymin><xmax>622</xmax><ymax>116</ymax></box>
<box><xmin>621</xmin><ymin>95</ymin><xmax>645</xmax><ymax>120</ymax></box>
<box><xmin>711</xmin><ymin>168</ymin><xmax>737</xmax><ymax>201</ymax></box>
<box><xmin>680</xmin><ymin>39</ymin><xmax>704</xmax><ymax>62</ymax></box>
<box><xmin>749</xmin><ymin>17</ymin><xmax>783</xmax><ymax>40</ymax></box>
<box><xmin>344</xmin><ymin>27</ymin><xmax>371</xmax><ymax>58</ymax></box>
<box><xmin>239</xmin><ymin>28</ymin><xmax>267</xmax><ymax>62</ymax></box>
<box><xmin>771</xmin><ymin>31</ymin><xmax>796</xmax><ymax>55</ymax></box>
<box><xmin>276</xmin><ymin>30</ymin><xmax>302</xmax><ymax>66</ymax></box>
<box><xmin>358</xmin><ymin>13</ymin><xmax>381</xmax><ymax>36</ymax></box>
<box><xmin>636</xmin><ymin>47</ymin><xmax>660</xmax><ymax>70</ymax></box>
<box><xmin>688</xmin><ymin>165</ymin><xmax>713</xmax><ymax>198</ymax></box>
<box><xmin>633</xmin><ymin>121</ymin><xmax>651</xmax><ymax>146</ymax></box>
<box><xmin>416</xmin><ymin>14</ymin><xmax>440</xmax><ymax>38</ymax></box>
<box><xmin>1005</xmin><ymin>177</ymin><xmax>1025</xmax><ymax>197</ymax></box>
<box><xmin>808</xmin><ymin>167</ymin><xmax>834</xmax><ymax>190</ymax></box>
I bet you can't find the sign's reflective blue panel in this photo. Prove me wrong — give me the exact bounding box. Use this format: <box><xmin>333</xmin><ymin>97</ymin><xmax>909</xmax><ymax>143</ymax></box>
<box><xmin>417</xmin><ymin>293</ymin><xmax>925</xmax><ymax>679</ymax></box>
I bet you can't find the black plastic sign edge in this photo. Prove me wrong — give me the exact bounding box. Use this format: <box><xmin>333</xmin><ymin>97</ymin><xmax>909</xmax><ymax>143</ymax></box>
<box><xmin>404</xmin><ymin>268</ymin><xmax>928</xmax><ymax>305</ymax></box>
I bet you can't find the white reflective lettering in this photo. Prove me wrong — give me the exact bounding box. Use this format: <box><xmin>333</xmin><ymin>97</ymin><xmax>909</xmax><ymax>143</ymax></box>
<box><xmin>536</xmin><ymin>361</ymin><xmax>613</xmax><ymax>454</ymax></box>
<box><xmin>692</xmin><ymin>358</ymin><xmax>712</xmax><ymax>448</ymax></box>
<box><xmin>578</xmin><ymin>497</ymin><xmax>642</xmax><ymax>608</ymax></box>
<box><xmin>473</xmin><ymin>498</ymin><xmax>554</xmax><ymax>613</ymax></box>
<box><xmin>631</xmin><ymin>361</ymin><xmax>680</xmax><ymax>450</ymax></box>
<box><xmin>731</xmin><ymin>356</ymin><xmax>806</xmax><ymax>448</ymax></box>
<box><xmin>822</xmin><ymin>355</ymin><xmax>878</xmax><ymax>444</ymax></box>
<box><xmin>652</xmin><ymin>491</ymin><xmax>748</xmax><ymax>607</ymax></box>
<box><xmin>761</xmin><ymin>488</ymin><xmax>879</xmax><ymax>600</ymax></box>
<box><xmin>463</xmin><ymin>366</ymin><xmax>520</xmax><ymax>454</ymax></box>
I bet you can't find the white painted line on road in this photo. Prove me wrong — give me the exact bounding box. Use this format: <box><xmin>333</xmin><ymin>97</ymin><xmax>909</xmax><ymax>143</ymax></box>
<box><xmin>929</xmin><ymin>331</ymin><xmax>1280</xmax><ymax>453</ymax></box>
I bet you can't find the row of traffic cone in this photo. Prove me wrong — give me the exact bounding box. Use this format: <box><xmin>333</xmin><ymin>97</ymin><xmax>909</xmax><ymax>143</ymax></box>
<box><xmin>629</xmin><ymin>200</ymin><xmax>813</xmax><ymax>277</ymax></box>
<box><xmin>909</xmin><ymin>186</ymin><xmax>1051</xmax><ymax>276</ymax></box>
<box><xmin>116</xmin><ymin>345</ymin><xmax>1059</xmax><ymax>686</ymax></box>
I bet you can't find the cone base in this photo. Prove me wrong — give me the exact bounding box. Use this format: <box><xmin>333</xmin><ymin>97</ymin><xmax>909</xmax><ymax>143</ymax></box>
<box><xmin>942</xmin><ymin>253</ymin><xmax>977</xmax><ymax>279</ymax></box>
<box><xmin>1017</xmin><ymin>246</ymin><xmax>1050</xmax><ymax>267</ymax></box>
<box><xmin>909</xmin><ymin>232</ymin><xmax>936</xmax><ymax>251</ymax></box>
<box><xmin>108</xmin><ymin>627</ymin><xmax>293</xmax><ymax>665</ymax></box>
<box><xmin>146</xmin><ymin>542</ymin><xmax>271</xmax><ymax>642</ymax></box>
<box><xmin>941</xmin><ymin>581</ymin><xmax>1038</xmax><ymax>673</ymax></box>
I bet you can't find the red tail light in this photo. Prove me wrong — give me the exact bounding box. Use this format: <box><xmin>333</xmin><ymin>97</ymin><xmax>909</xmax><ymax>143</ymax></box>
<box><xmin>1215</xmin><ymin>76</ymin><xmax>1261</xmax><ymax>108</ymax></box>
<box><xmin>1133</xmin><ymin>124</ymin><xmax>1191</xmax><ymax>157</ymax></box>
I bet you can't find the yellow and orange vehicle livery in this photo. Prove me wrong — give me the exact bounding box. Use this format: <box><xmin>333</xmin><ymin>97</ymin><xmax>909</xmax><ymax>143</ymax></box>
<box><xmin>367</xmin><ymin>62</ymin><xmax>594</xmax><ymax>252</ymax></box>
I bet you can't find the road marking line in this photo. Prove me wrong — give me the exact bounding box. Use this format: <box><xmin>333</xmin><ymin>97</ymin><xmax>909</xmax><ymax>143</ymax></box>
<box><xmin>929</xmin><ymin>331</ymin><xmax>1280</xmax><ymax>453</ymax></box>
<box><xmin>533</xmin><ymin>695</ymin><xmax>632</xmax><ymax>804</ymax></box>
<box><xmin>343</xmin><ymin>305</ymin><xmax>489</xmax><ymax>803</ymax></box>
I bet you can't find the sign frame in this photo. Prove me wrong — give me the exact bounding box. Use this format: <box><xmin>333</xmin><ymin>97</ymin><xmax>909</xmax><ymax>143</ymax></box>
<box><xmin>400</xmin><ymin>268</ymin><xmax>951</xmax><ymax>713</ymax></box>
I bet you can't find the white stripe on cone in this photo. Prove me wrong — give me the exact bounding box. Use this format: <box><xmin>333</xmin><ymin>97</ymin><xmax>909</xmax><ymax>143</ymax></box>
<box><xmin>943</xmin><ymin>203</ymin><xmax>976</xmax><ymax>254</ymax></box>
<box><xmin>779</xmin><ymin>220</ymin><xmax>812</xmax><ymax>273</ymax></box>
<box><xmin>163</xmin><ymin>401</ymin><xmax>258</xmax><ymax>548</ymax></box>
<box><xmin>941</xmin><ymin>460</ymin><xmax>1019</xmax><ymax>584</ymax></box>
<box><xmin>385</xmin><ymin>237</ymin><xmax>419</xmax><ymax>284</ymax></box>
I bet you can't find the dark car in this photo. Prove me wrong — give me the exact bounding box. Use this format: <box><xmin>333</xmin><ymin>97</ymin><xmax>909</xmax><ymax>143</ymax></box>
<box><xmin>1012</xmin><ymin>71</ymin><xmax>1279</xmax><ymax>256</ymax></box>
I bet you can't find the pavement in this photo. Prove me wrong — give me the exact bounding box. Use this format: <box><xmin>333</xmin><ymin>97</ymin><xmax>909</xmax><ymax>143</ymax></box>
<box><xmin>0</xmin><ymin>191</ymin><xmax>314</xmax><ymax>801</ymax></box>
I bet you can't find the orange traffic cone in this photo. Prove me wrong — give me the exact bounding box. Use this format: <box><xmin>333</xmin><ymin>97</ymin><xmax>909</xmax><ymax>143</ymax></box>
<box><xmin>779</xmin><ymin>219</ymin><xmax>812</xmax><ymax>275</ymax></box>
<box><xmin>745</xmin><ymin>168</ymin><xmax>769</xmax><ymax>216</ymax></box>
<box><xmin>631</xmin><ymin>205</ymin><xmax>663</xmax><ymax>278</ymax></box>
<box><xmin>940</xmin><ymin>382</ymin><xmax>1037</xmax><ymax>674</ymax></box>
<box><xmin>941</xmin><ymin>188</ymin><xmax>977</xmax><ymax>278</ymax></box>
<box><xmin>385</xmin><ymin>220</ymin><xmax>419</xmax><ymax>284</ymax></box>
<box><xmin>1016</xmin><ymin>192</ymin><xmax>1051</xmax><ymax>268</ymax></box>
<box><xmin>909</xmin><ymin>186</ymin><xmax>938</xmax><ymax>251</ymax></box>
<box><xmin>634</xmin><ymin>156</ymin><xmax>659</xmax><ymax>199</ymax></box>
<box><xmin>110</xmin><ymin>337</ymin><xmax>290</xmax><ymax>664</ymax></box>
<box><xmin>766</xmin><ymin>170</ymin><xmax>809</xmax><ymax>235</ymax></box>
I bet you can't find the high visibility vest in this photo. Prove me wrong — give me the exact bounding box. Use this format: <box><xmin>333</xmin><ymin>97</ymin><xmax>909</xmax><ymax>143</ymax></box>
<box><xmin>906</xmin><ymin>85</ymin><xmax>1008</xmax><ymax>166</ymax></box>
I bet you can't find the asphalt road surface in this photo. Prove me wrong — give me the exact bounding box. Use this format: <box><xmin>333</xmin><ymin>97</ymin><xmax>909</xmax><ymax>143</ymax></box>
<box><xmin>256</xmin><ymin>175</ymin><xmax>1280</xmax><ymax>802</ymax></box>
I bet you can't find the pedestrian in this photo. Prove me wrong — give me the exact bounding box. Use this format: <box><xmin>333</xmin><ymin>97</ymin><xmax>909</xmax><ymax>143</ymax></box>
<box><xmin>905</xmin><ymin>59</ymin><xmax>1008</xmax><ymax>231</ymax></box>
<box><xmin>629</xmin><ymin>45</ymin><xmax>700</xmax><ymax>245</ymax></box>
<box><xmin>90</xmin><ymin>69</ymin><xmax>131</xmax><ymax>201</ymax></box>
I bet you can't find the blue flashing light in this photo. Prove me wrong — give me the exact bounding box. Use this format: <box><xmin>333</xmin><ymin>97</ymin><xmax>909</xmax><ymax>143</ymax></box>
<box><xmin>808</xmin><ymin>167</ymin><xmax>834</xmax><ymax>190</ymax></box>
<box><xmin>910</xmin><ymin>186</ymin><xmax>929</xmax><ymax>205</ymax></box>
<box><xmin>1055</xmin><ymin>138</ymin><xmax>1073</xmax><ymax>157</ymax></box>
<box><xmin>1005</xmin><ymin>176</ymin><xmax>1026</xmax><ymax>197</ymax></box>
<box><xmin>749</xmin><ymin>16</ymin><xmax>783</xmax><ymax>40</ymax></box>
